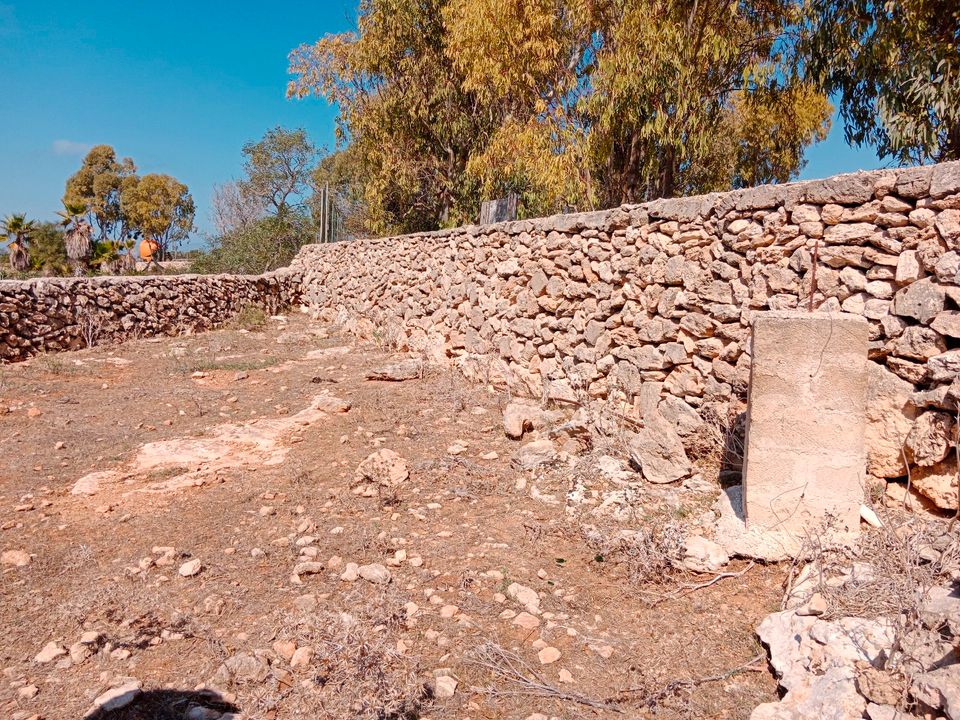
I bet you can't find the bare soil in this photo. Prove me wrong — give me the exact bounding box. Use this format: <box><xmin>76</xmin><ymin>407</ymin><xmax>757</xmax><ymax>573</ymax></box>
<box><xmin>0</xmin><ymin>312</ymin><xmax>783</xmax><ymax>720</ymax></box>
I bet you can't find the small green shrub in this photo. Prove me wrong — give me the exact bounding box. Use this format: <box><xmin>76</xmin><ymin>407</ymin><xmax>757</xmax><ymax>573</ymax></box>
<box><xmin>231</xmin><ymin>305</ymin><xmax>268</xmax><ymax>331</ymax></box>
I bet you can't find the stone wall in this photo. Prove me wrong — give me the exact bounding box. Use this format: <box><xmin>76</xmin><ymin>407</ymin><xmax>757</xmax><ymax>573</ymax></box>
<box><xmin>293</xmin><ymin>161</ymin><xmax>960</xmax><ymax>511</ymax></box>
<box><xmin>0</xmin><ymin>271</ymin><xmax>299</xmax><ymax>361</ymax></box>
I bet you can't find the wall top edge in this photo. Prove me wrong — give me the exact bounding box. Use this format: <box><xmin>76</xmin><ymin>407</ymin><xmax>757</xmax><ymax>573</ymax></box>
<box><xmin>296</xmin><ymin>159</ymin><xmax>960</xmax><ymax>255</ymax></box>
<box><xmin>0</xmin><ymin>268</ymin><xmax>298</xmax><ymax>292</ymax></box>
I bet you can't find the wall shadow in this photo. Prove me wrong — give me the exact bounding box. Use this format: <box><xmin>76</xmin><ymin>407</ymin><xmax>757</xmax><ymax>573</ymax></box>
<box><xmin>85</xmin><ymin>689</ymin><xmax>238</xmax><ymax>720</ymax></box>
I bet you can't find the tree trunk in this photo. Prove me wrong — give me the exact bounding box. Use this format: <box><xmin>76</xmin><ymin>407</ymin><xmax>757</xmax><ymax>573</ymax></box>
<box><xmin>9</xmin><ymin>242</ymin><xmax>29</xmax><ymax>272</ymax></box>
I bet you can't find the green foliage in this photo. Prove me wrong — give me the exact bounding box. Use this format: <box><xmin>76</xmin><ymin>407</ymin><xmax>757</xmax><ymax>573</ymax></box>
<box><xmin>28</xmin><ymin>222</ymin><xmax>70</xmax><ymax>276</ymax></box>
<box><xmin>240</xmin><ymin>127</ymin><xmax>317</xmax><ymax>216</ymax></box>
<box><xmin>190</xmin><ymin>214</ymin><xmax>314</xmax><ymax>275</ymax></box>
<box><xmin>289</xmin><ymin>0</ymin><xmax>833</xmax><ymax>232</ymax></box>
<box><xmin>57</xmin><ymin>200</ymin><xmax>94</xmax><ymax>271</ymax></box>
<box><xmin>800</xmin><ymin>0</ymin><xmax>960</xmax><ymax>163</ymax></box>
<box><xmin>231</xmin><ymin>304</ymin><xmax>269</xmax><ymax>331</ymax></box>
<box><xmin>310</xmin><ymin>147</ymin><xmax>375</xmax><ymax>239</ymax></box>
<box><xmin>194</xmin><ymin>126</ymin><xmax>323</xmax><ymax>274</ymax></box>
<box><xmin>63</xmin><ymin>145</ymin><xmax>137</xmax><ymax>241</ymax></box>
<box><xmin>63</xmin><ymin>145</ymin><xmax>194</xmax><ymax>259</ymax></box>
<box><xmin>586</xmin><ymin>0</ymin><xmax>832</xmax><ymax>203</ymax></box>
<box><xmin>119</xmin><ymin>173</ymin><xmax>195</xmax><ymax>256</ymax></box>
<box><xmin>288</xmin><ymin>0</ymin><xmax>491</xmax><ymax>234</ymax></box>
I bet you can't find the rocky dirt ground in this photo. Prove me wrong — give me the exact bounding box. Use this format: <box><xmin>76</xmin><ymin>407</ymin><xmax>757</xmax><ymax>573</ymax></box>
<box><xmin>0</xmin><ymin>311</ymin><xmax>955</xmax><ymax>720</ymax></box>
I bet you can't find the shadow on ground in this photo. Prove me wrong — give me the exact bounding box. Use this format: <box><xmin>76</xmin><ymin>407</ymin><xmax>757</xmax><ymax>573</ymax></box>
<box><xmin>85</xmin><ymin>689</ymin><xmax>238</xmax><ymax>719</ymax></box>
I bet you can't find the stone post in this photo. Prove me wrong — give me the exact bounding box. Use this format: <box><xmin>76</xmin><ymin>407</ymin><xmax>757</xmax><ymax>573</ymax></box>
<box><xmin>742</xmin><ymin>311</ymin><xmax>869</xmax><ymax>537</ymax></box>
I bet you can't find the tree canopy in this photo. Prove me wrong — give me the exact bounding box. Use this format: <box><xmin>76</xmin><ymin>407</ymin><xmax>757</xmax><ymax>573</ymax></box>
<box><xmin>63</xmin><ymin>145</ymin><xmax>138</xmax><ymax>242</ymax></box>
<box><xmin>290</xmin><ymin>0</ymin><xmax>958</xmax><ymax>234</ymax></box>
<box><xmin>62</xmin><ymin>145</ymin><xmax>195</xmax><ymax>262</ymax></box>
<box><xmin>799</xmin><ymin>0</ymin><xmax>960</xmax><ymax>164</ymax></box>
<box><xmin>195</xmin><ymin>127</ymin><xmax>323</xmax><ymax>275</ymax></box>
<box><xmin>288</xmin><ymin>0</ymin><xmax>834</xmax><ymax>233</ymax></box>
<box><xmin>240</xmin><ymin>127</ymin><xmax>318</xmax><ymax>217</ymax></box>
<box><xmin>120</xmin><ymin>173</ymin><xmax>195</xmax><ymax>256</ymax></box>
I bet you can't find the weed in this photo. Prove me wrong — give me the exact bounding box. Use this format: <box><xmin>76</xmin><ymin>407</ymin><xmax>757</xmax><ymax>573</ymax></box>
<box><xmin>580</xmin><ymin>521</ymin><xmax>686</xmax><ymax>585</ymax></box>
<box><xmin>35</xmin><ymin>352</ymin><xmax>86</xmax><ymax>375</ymax></box>
<box><xmin>230</xmin><ymin>304</ymin><xmax>268</xmax><ymax>331</ymax></box>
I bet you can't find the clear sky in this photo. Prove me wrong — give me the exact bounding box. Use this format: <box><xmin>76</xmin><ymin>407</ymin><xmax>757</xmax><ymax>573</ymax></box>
<box><xmin>0</xmin><ymin>1</ymin><xmax>889</xmax><ymax>247</ymax></box>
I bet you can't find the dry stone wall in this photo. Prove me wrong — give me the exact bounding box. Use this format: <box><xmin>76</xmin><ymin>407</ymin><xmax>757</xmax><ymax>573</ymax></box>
<box><xmin>294</xmin><ymin>161</ymin><xmax>960</xmax><ymax>511</ymax></box>
<box><xmin>0</xmin><ymin>272</ymin><xmax>299</xmax><ymax>361</ymax></box>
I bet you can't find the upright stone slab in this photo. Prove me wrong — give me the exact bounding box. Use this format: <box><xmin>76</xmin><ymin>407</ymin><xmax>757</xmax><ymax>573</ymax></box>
<box><xmin>743</xmin><ymin>311</ymin><xmax>869</xmax><ymax>537</ymax></box>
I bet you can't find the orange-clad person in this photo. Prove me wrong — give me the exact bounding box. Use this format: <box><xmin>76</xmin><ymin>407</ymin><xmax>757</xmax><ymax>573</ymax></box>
<box><xmin>139</xmin><ymin>237</ymin><xmax>161</xmax><ymax>272</ymax></box>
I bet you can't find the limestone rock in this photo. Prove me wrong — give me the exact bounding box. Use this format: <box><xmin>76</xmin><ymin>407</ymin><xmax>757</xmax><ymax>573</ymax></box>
<box><xmin>537</xmin><ymin>646</ymin><xmax>561</xmax><ymax>665</ymax></box>
<box><xmin>658</xmin><ymin>395</ymin><xmax>704</xmax><ymax>437</ymax></box>
<box><xmin>922</xmin><ymin>584</ymin><xmax>960</xmax><ymax>636</ymax></box>
<box><xmin>502</xmin><ymin>401</ymin><xmax>559</xmax><ymax>439</ymax></box>
<box><xmin>432</xmin><ymin>675</ymin><xmax>458</xmax><ymax>699</ymax></box>
<box><xmin>752</xmin><ymin>609</ymin><xmax>898</xmax><ymax>720</ymax></box>
<box><xmin>1</xmin><ymin>549</ymin><xmax>30</xmax><ymax>567</ymax></box>
<box><xmin>366</xmin><ymin>359</ymin><xmax>422</xmax><ymax>381</ymax></box>
<box><xmin>358</xmin><ymin>563</ymin><xmax>391</xmax><ymax>584</ymax></box>
<box><xmin>931</xmin><ymin>162</ymin><xmax>960</xmax><ymax>199</ymax></box>
<box><xmin>681</xmin><ymin>535</ymin><xmax>729</xmax><ymax>573</ymax></box>
<box><xmin>83</xmin><ymin>680</ymin><xmax>142</xmax><ymax>718</ymax></box>
<box><xmin>751</xmin><ymin>667</ymin><xmax>866</xmax><ymax>720</ymax></box>
<box><xmin>892</xmin><ymin>279</ymin><xmax>945</xmax><ymax>324</ymax></box>
<box><xmin>627</xmin><ymin>412</ymin><xmax>691</xmax><ymax>484</ymax></box>
<box><xmin>178</xmin><ymin>559</ymin><xmax>202</xmax><ymax>577</ymax></box>
<box><xmin>216</xmin><ymin>652</ymin><xmax>270</xmax><ymax>685</ymax></box>
<box><xmin>35</xmin><ymin>641</ymin><xmax>67</xmax><ymax>663</ymax></box>
<box><xmin>865</xmin><ymin>363</ymin><xmax>917</xmax><ymax>478</ymax></box>
<box><xmin>935</xmin><ymin>209</ymin><xmax>960</xmax><ymax>249</ymax></box>
<box><xmin>506</xmin><ymin>582</ymin><xmax>541</xmax><ymax>614</ymax></box>
<box><xmin>512</xmin><ymin>439</ymin><xmax>557</xmax><ymax>470</ymax></box>
<box><xmin>932</xmin><ymin>310</ymin><xmax>960</xmax><ymax>339</ymax></box>
<box><xmin>290</xmin><ymin>646</ymin><xmax>314</xmax><ymax>668</ymax></box>
<box><xmin>890</xmin><ymin>326</ymin><xmax>945</xmax><ymax>361</ymax></box>
<box><xmin>911</xmin><ymin>665</ymin><xmax>960</xmax><ymax>719</ymax></box>
<box><xmin>894</xmin><ymin>250</ymin><xmax>921</xmax><ymax>283</ymax></box>
<box><xmin>911</xmin><ymin>458</ymin><xmax>959</xmax><ymax>511</ymax></box>
<box><xmin>355</xmin><ymin>449</ymin><xmax>409</xmax><ymax>488</ymax></box>
<box><xmin>906</xmin><ymin>411</ymin><xmax>954</xmax><ymax>466</ymax></box>
<box><xmin>795</xmin><ymin>592</ymin><xmax>828</xmax><ymax>617</ymax></box>
<box><xmin>928</xmin><ymin>350</ymin><xmax>960</xmax><ymax>383</ymax></box>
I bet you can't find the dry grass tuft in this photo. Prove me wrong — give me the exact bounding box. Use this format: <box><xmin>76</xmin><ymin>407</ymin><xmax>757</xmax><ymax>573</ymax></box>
<box><xmin>580</xmin><ymin>521</ymin><xmax>686</xmax><ymax>584</ymax></box>
<box><xmin>230</xmin><ymin>304</ymin><xmax>268</xmax><ymax>331</ymax></box>
<box><xmin>818</xmin><ymin>517</ymin><xmax>960</xmax><ymax>621</ymax></box>
<box><xmin>281</xmin><ymin>591</ymin><xmax>431</xmax><ymax>720</ymax></box>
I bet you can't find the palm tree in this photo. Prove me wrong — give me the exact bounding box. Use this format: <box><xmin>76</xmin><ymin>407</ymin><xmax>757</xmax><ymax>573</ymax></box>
<box><xmin>57</xmin><ymin>201</ymin><xmax>93</xmax><ymax>275</ymax></box>
<box><xmin>1</xmin><ymin>213</ymin><xmax>36</xmax><ymax>272</ymax></box>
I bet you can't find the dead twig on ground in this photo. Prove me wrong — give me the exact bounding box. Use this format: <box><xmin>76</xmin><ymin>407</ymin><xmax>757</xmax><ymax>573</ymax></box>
<box><xmin>468</xmin><ymin>641</ymin><xmax>622</xmax><ymax>712</ymax></box>
<box><xmin>643</xmin><ymin>562</ymin><xmax>756</xmax><ymax>606</ymax></box>
<box><xmin>614</xmin><ymin>653</ymin><xmax>765</xmax><ymax>707</ymax></box>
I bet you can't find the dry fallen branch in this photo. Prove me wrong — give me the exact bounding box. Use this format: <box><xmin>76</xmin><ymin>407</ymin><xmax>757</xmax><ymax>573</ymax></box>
<box><xmin>467</xmin><ymin>641</ymin><xmax>622</xmax><ymax>712</ymax></box>
<box><xmin>614</xmin><ymin>653</ymin><xmax>765</xmax><ymax>708</ymax></box>
<box><xmin>643</xmin><ymin>562</ymin><xmax>756</xmax><ymax>606</ymax></box>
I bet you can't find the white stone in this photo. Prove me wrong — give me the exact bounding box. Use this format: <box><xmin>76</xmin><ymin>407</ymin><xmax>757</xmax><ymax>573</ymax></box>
<box><xmin>35</xmin><ymin>641</ymin><xmax>67</xmax><ymax>663</ymax></box>
<box><xmin>358</xmin><ymin>563</ymin><xmax>391</xmax><ymax>584</ymax></box>
<box><xmin>178</xmin><ymin>559</ymin><xmax>202</xmax><ymax>577</ymax></box>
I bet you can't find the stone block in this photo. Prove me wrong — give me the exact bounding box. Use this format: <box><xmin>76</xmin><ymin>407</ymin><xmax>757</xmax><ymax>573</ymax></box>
<box><xmin>743</xmin><ymin>311</ymin><xmax>869</xmax><ymax>537</ymax></box>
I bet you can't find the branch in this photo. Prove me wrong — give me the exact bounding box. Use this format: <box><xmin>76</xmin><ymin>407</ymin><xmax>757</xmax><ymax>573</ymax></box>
<box><xmin>646</xmin><ymin>562</ymin><xmax>756</xmax><ymax>606</ymax></box>
<box><xmin>468</xmin><ymin>641</ymin><xmax>622</xmax><ymax>713</ymax></box>
<box><xmin>614</xmin><ymin>653</ymin><xmax>765</xmax><ymax>707</ymax></box>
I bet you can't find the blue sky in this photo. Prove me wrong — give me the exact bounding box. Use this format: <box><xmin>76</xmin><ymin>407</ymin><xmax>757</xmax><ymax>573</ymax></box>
<box><xmin>0</xmin><ymin>1</ymin><xmax>887</xmax><ymax>247</ymax></box>
<box><xmin>0</xmin><ymin>1</ymin><xmax>354</xmax><ymax>246</ymax></box>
